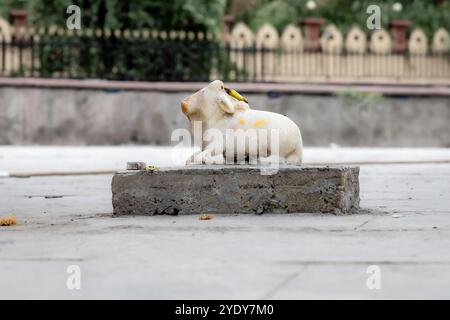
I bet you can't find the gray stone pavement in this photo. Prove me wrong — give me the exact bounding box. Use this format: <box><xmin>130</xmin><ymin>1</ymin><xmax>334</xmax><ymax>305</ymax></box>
<box><xmin>0</xmin><ymin>147</ymin><xmax>449</xmax><ymax>299</ymax></box>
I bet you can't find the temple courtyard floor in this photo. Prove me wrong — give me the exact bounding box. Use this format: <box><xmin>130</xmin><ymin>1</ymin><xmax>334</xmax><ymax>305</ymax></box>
<box><xmin>0</xmin><ymin>146</ymin><xmax>449</xmax><ymax>299</ymax></box>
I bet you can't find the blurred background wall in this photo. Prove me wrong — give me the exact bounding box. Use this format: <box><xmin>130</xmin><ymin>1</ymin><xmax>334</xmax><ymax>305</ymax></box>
<box><xmin>1</xmin><ymin>85</ymin><xmax>449</xmax><ymax>146</ymax></box>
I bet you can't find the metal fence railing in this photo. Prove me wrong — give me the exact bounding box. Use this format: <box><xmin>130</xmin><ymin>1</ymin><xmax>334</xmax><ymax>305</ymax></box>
<box><xmin>1</xmin><ymin>29</ymin><xmax>450</xmax><ymax>83</ymax></box>
<box><xmin>0</xmin><ymin>31</ymin><xmax>219</xmax><ymax>81</ymax></box>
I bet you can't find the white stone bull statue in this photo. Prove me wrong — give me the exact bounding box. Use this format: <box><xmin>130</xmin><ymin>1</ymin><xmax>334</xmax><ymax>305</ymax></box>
<box><xmin>181</xmin><ymin>80</ymin><xmax>303</xmax><ymax>165</ymax></box>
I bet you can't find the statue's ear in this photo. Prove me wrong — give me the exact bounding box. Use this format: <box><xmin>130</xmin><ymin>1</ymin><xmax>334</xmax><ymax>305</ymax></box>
<box><xmin>218</xmin><ymin>93</ymin><xmax>235</xmax><ymax>114</ymax></box>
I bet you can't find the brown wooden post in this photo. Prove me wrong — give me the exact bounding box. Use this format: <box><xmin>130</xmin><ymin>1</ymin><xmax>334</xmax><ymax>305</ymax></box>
<box><xmin>389</xmin><ymin>19</ymin><xmax>412</xmax><ymax>54</ymax></box>
<box><xmin>9</xmin><ymin>9</ymin><xmax>28</xmax><ymax>43</ymax></box>
<box><xmin>221</xmin><ymin>15</ymin><xmax>235</xmax><ymax>44</ymax></box>
<box><xmin>302</xmin><ymin>17</ymin><xmax>325</xmax><ymax>52</ymax></box>
<box><xmin>9</xmin><ymin>9</ymin><xmax>28</xmax><ymax>28</ymax></box>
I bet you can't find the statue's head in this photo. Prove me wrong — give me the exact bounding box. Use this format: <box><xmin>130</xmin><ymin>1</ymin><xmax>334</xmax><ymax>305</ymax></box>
<box><xmin>181</xmin><ymin>80</ymin><xmax>235</xmax><ymax>119</ymax></box>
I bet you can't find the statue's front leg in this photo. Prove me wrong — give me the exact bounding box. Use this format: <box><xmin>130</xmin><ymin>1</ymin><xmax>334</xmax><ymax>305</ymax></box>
<box><xmin>201</xmin><ymin>141</ymin><xmax>225</xmax><ymax>164</ymax></box>
<box><xmin>258</xmin><ymin>155</ymin><xmax>285</xmax><ymax>165</ymax></box>
<box><xmin>186</xmin><ymin>150</ymin><xmax>202</xmax><ymax>165</ymax></box>
<box><xmin>186</xmin><ymin>148</ymin><xmax>225</xmax><ymax>165</ymax></box>
<box><xmin>202</xmin><ymin>151</ymin><xmax>225</xmax><ymax>165</ymax></box>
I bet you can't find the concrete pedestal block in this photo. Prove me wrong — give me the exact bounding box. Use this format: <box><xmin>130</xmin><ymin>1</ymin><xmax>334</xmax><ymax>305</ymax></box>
<box><xmin>111</xmin><ymin>165</ymin><xmax>360</xmax><ymax>215</ymax></box>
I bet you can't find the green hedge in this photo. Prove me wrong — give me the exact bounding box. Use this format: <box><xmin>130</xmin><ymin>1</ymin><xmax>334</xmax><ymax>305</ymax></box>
<box><xmin>1</xmin><ymin>0</ymin><xmax>227</xmax><ymax>33</ymax></box>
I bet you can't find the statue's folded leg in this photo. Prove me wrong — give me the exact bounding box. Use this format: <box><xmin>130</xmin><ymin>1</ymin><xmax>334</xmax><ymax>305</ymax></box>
<box><xmin>186</xmin><ymin>150</ymin><xmax>202</xmax><ymax>165</ymax></box>
<box><xmin>258</xmin><ymin>155</ymin><xmax>284</xmax><ymax>165</ymax></box>
<box><xmin>186</xmin><ymin>149</ymin><xmax>225</xmax><ymax>165</ymax></box>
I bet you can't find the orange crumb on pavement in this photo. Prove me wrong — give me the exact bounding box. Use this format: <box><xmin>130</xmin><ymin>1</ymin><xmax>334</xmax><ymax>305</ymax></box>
<box><xmin>199</xmin><ymin>213</ymin><xmax>213</xmax><ymax>221</ymax></box>
<box><xmin>0</xmin><ymin>215</ymin><xmax>17</xmax><ymax>226</ymax></box>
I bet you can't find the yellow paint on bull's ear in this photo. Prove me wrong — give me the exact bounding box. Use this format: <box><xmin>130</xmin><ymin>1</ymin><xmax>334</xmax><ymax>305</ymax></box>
<box><xmin>252</xmin><ymin>119</ymin><xmax>268</xmax><ymax>128</ymax></box>
<box><xmin>225</xmin><ymin>87</ymin><xmax>248</xmax><ymax>103</ymax></box>
<box><xmin>239</xmin><ymin>118</ymin><xmax>246</xmax><ymax>125</ymax></box>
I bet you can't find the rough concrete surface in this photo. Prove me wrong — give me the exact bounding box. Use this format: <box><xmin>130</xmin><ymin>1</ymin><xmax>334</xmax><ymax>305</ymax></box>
<box><xmin>0</xmin><ymin>147</ymin><xmax>450</xmax><ymax>299</ymax></box>
<box><xmin>112</xmin><ymin>166</ymin><xmax>359</xmax><ymax>215</ymax></box>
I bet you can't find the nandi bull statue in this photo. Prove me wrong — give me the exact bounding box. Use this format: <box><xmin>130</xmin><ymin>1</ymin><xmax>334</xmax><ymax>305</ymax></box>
<box><xmin>181</xmin><ymin>80</ymin><xmax>303</xmax><ymax>165</ymax></box>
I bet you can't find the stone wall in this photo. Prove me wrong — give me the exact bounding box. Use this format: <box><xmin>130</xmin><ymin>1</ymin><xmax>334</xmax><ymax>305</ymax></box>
<box><xmin>0</xmin><ymin>85</ymin><xmax>449</xmax><ymax>147</ymax></box>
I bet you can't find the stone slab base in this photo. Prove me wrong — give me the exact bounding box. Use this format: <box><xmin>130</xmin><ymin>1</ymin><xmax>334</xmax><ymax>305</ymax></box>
<box><xmin>111</xmin><ymin>165</ymin><xmax>360</xmax><ymax>215</ymax></box>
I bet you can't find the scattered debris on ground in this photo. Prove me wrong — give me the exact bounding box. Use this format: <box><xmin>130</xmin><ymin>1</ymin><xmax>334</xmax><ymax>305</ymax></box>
<box><xmin>0</xmin><ymin>215</ymin><xmax>17</xmax><ymax>226</ymax></box>
<box><xmin>44</xmin><ymin>195</ymin><xmax>64</xmax><ymax>199</ymax></box>
<box><xmin>199</xmin><ymin>213</ymin><xmax>213</xmax><ymax>221</ymax></box>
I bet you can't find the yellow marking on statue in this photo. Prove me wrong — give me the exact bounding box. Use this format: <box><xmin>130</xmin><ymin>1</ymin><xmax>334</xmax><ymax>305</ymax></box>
<box><xmin>252</xmin><ymin>119</ymin><xmax>268</xmax><ymax>128</ymax></box>
<box><xmin>225</xmin><ymin>87</ymin><xmax>248</xmax><ymax>103</ymax></box>
<box><xmin>239</xmin><ymin>118</ymin><xmax>246</xmax><ymax>125</ymax></box>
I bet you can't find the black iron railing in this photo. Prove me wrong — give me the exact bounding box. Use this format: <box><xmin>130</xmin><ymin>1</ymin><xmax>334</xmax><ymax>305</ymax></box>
<box><xmin>0</xmin><ymin>32</ymin><xmax>220</xmax><ymax>81</ymax></box>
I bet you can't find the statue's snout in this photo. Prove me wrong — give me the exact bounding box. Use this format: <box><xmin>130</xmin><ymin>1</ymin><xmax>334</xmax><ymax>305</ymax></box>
<box><xmin>181</xmin><ymin>90</ymin><xmax>202</xmax><ymax>115</ymax></box>
<box><xmin>181</xmin><ymin>99</ymin><xmax>190</xmax><ymax>114</ymax></box>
